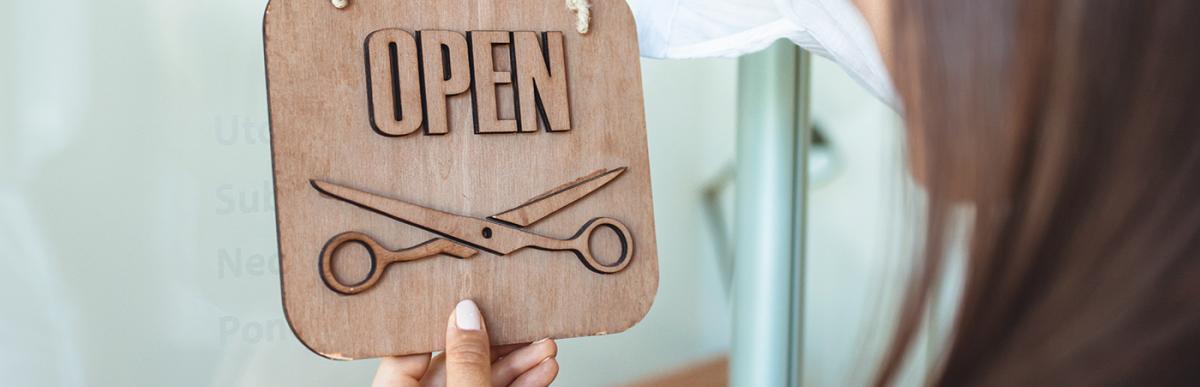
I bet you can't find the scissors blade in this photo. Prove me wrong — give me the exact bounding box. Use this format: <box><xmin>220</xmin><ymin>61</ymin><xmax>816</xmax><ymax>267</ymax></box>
<box><xmin>489</xmin><ymin>167</ymin><xmax>626</xmax><ymax>227</ymax></box>
<box><xmin>311</xmin><ymin>180</ymin><xmax>510</xmax><ymax>255</ymax></box>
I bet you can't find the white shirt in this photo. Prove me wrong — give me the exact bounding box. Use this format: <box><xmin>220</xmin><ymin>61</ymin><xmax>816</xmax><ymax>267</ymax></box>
<box><xmin>628</xmin><ymin>0</ymin><xmax>897</xmax><ymax>108</ymax></box>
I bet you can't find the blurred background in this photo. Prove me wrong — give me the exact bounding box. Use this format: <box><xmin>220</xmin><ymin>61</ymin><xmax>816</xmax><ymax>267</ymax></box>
<box><xmin>0</xmin><ymin>0</ymin><xmax>912</xmax><ymax>385</ymax></box>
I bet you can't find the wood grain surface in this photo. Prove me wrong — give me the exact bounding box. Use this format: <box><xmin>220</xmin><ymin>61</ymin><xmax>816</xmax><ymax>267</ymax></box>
<box><xmin>263</xmin><ymin>0</ymin><xmax>657</xmax><ymax>359</ymax></box>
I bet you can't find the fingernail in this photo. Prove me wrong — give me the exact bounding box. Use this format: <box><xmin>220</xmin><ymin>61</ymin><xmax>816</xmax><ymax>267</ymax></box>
<box><xmin>533</xmin><ymin>337</ymin><xmax>551</xmax><ymax>344</ymax></box>
<box><xmin>455</xmin><ymin>299</ymin><xmax>481</xmax><ymax>331</ymax></box>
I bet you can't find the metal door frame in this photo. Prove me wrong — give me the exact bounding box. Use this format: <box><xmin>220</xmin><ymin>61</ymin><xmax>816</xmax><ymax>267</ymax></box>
<box><xmin>730</xmin><ymin>41</ymin><xmax>811</xmax><ymax>387</ymax></box>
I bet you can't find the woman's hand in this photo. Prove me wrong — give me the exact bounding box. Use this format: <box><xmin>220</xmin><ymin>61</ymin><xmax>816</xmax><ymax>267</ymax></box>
<box><xmin>371</xmin><ymin>300</ymin><xmax>560</xmax><ymax>387</ymax></box>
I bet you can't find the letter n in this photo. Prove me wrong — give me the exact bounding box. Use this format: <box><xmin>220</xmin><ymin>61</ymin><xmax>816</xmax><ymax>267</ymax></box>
<box><xmin>513</xmin><ymin>31</ymin><xmax>571</xmax><ymax>132</ymax></box>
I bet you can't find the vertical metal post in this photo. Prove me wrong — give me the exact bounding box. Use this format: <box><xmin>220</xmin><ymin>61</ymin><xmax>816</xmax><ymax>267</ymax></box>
<box><xmin>731</xmin><ymin>41</ymin><xmax>810</xmax><ymax>386</ymax></box>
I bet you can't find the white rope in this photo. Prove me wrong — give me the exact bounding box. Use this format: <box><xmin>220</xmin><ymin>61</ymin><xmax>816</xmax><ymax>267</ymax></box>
<box><xmin>565</xmin><ymin>0</ymin><xmax>591</xmax><ymax>34</ymax></box>
<box><xmin>330</xmin><ymin>0</ymin><xmax>586</xmax><ymax>33</ymax></box>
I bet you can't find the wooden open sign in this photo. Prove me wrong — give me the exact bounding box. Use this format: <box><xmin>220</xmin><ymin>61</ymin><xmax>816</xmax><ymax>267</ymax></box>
<box><xmin>263</xmin><ymin>0</ymin><xmax>658</xmax><ymax>359</ymax></box>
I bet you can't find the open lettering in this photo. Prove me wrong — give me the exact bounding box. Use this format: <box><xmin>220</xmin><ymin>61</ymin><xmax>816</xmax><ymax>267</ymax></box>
<box><xmin>365</xmin><ymin>29</ymin><xmax>572</xmax><ymax>136</ymax></box>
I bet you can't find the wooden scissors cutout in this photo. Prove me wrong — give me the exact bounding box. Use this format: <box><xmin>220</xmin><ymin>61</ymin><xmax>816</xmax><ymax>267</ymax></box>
<box><xmin>311</xmin><ymin>168</ymin><xmax>633</xmax><ymax>295</ymax></box>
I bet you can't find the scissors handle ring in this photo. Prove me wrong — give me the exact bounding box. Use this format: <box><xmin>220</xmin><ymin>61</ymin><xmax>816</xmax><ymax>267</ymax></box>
<box><xmin>319</xmin><ymin>231</ymin><xmax>385</xmax><ymax>295</ymax></box>
<box><xmin>572</xmin><ymin>217</ymin><xmax>634</xmax><ymax>274</ymax></box>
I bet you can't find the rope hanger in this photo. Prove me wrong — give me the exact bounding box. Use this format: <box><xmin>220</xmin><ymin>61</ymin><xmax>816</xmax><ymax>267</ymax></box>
<box><xmin>565</xmin><ymin>0</ymin><xmax>591</xmax><ymax>34</ymax></box>
<box><xmin>330</xmin><ymin>0</ymin><xmax>592</xmax><ymax>34</ymax></box>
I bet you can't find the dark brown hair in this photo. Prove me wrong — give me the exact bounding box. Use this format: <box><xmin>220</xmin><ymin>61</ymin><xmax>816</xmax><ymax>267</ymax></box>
<box><xmin>877</xmin><ymin>1</ymin><xmax>1200</xmax><ymax>385</ymax></box>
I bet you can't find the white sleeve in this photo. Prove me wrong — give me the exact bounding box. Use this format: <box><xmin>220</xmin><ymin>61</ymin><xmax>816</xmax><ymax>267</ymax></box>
<box><xmin>628</xmin><ymin>0</ymin><xmax>898</xmax><ymax>109</ymax></box>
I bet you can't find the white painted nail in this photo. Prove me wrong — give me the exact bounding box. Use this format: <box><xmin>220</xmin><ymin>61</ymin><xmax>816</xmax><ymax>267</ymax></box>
<box><xmin>455</xmin><ymin>300</ymin><xmax>482</xmax><ymax>331</ymax></box>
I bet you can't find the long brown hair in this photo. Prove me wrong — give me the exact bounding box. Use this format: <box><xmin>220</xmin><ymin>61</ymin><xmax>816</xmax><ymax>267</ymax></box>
<box><xmin>877</xmin><ymin>1</ymin><xmax>1200</xmax><ymax>385</ymax></box>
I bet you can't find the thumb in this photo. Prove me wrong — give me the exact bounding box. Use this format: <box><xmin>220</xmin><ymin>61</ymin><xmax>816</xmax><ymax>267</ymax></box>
<box><xmin>445</xmin><ymin>299</ymin><xmax>491</xmax><ymax>387</ymax></box>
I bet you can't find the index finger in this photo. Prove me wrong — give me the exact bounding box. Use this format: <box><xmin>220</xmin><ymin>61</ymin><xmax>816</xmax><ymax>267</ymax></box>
<box><xmin>492</xmin><ymin>343</ymin><xmax>526</xmax><ymax>361</ymax></box>
<box><xmin>371</xmin><ymin>353</ymin><xmax>431</xmax><ymax>387</ymax></box>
